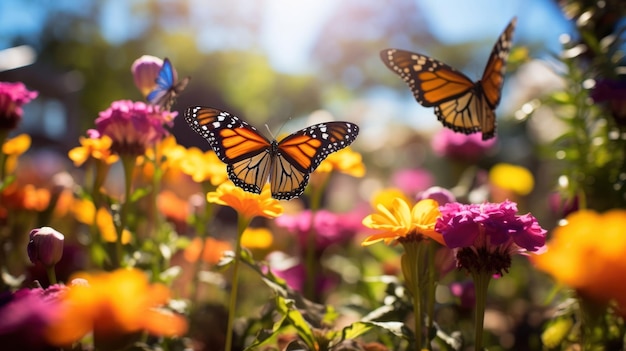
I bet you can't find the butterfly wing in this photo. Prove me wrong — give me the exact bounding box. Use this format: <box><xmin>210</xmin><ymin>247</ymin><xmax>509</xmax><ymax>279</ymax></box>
<box><xmin>184</xmin><ymin>106</ymin><xmax>272</xmax><ymax>194</ymax></box>
<box><xmin>271</xmin><ymin>122</ymin><xmax>359</xmax><ymax>200</ymax></box>
<box><xmin>147</xmin><ymin>58</ymin><xmax>190</xmax><ymax>110</ymax></box>
<box><xmin>380</xmin><ymin>18</ymin><xmax>516</xmax><ymax>140</ymax></box>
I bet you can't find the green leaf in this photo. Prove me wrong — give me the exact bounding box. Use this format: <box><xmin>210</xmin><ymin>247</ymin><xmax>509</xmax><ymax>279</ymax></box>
<box><xmin>341</xmin><ymin>321</ymin><xmax>374</xmax><ymax>340</ymax></box>
<box><xmin>129</xmin><ymin>187</ymin><xmax>151</xmax><ymax>203</ymax></box>
<box><xmin>276</xmin><ymin>296</ymin><xmax>317</xmax><ymax>350</ymax></box>
<box><xmin>0</xmin><ymin>174</ymin><xmax>15</xmax><ymax>191</ymax></box>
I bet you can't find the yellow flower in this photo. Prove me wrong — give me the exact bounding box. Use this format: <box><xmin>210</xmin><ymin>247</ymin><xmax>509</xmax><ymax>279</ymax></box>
<box><xmin>315</xmin><ymin>147</ymin><xmax>365</xmax><ymax>177</ymax></box>
<box><xmin>241</xmin><ymin>227</ymin><xmax>274</xmax><ymax>249</ymax></box>
<box><xmin>180</xmin><ymin>147</ymin><xmax>228</xmax><ymax>185</ymax></box>
<box><xmin>2</xmin><ymin>134</ymin><xmax>31</xmax><ymax>174</ymax></box>
<box><xmin>533</xmin><ymin>209</ymin><xmax>626</xmax><ymax>310</ymax></box>
<box><xmin>68</xmin><ymin>135</ymin><xmax>118</xmax><ymax>167</ymax></box>
<box><xmin>370</xmin><ymin>188</ymin><xmax>411</xmax><ymax>211</ymax></box>
<box><xmin>489</xmin><ymin>163</ymin><xmax>534</xmax><ymax>196</ymax></box>
<box><xmin>2</xmin><ymin>133</ymin><xmax>30</xmax><ymax>156</ymax></box>
<box><xmin>140</xmin><ymin>135</ymin><xmax>187</xmax><ymax>175</ymax></box>
<box><xmin>206</xmin><ymin>182</ymin><xmax>283</xmax><ymax>220</ymax></box>
<box><xmin>45</xmin><ymin>269</ymin><xmax>187</xmax><ymax>346</ymax></box>
<box><xmin>362</xmin><ymin>198</ymin><xmax>444</xmax><ymax>246</ymax></box>
<box><xmin>71</xmin><ymin>198</ymin><xmax>131</xmax><ymax>244</ymax></box>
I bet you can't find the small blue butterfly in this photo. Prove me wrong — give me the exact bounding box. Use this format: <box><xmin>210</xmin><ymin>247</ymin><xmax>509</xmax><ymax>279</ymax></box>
<box><xmin>147</xmin><ymin>58</ymin><xmax>190</xmax><ymax>110</ymax></box>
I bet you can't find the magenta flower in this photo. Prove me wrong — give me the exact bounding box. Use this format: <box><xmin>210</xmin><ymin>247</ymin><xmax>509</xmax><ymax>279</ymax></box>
<box><xmin>391</xmin><ymin>168</ymin><xmax>433</xmax><ymax>197</ymax></box>
<box><xmin>0</xmin><ymin>285</ymin><xmax>65</xmax><ymax>351</ymax></box>
<box><xmin>0</xmin><ymin>81</ymin><xmax>38</xmax><ymax>130</ymax></box>
<box><xmin>131</xmin><ymin>55</ymin><xmax>164</xmax><ymax>98</ymax></box>
<box><xmin>91</xmin><ymin>100</ymin><xmax>177</xmax><ymax>155</ymax></box>
<box><xmin>450</xmin><ymin>280</ymin><xmax>476</xmax><ymax>309</ymax></box>
<box><xmin>436</xmin><ymin>200</ymin><xmax>546</xmax><ymax>275</ymax></box>
<box><xmin>431</xmin><ymin>128</ymin><xmax>495</xmax><ymax>161</ymax></box>
<box><xmin>27</xmin><ymin>227</ymin><xmax>64</xmax><ymax>267</ymax></box>
<box><xmin>265</xmin><ymin>252</ymin><xmax>338</xmax><ymax>295</ymax></box>
<box><xmin>275</xmin><ymin>209</ymin><xmax>363</xmax><ymax>253</ymax></box>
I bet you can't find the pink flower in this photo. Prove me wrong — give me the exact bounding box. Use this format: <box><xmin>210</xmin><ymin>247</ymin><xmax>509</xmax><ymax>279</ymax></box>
<box><xmin>416</xmin><ymin>186</ymin><xmax>456</xmax><ymax>206</ymax></box>
<box><xmin>92</xmin><ymin>100</ymin><xmax>177</xmax><ymax>155</ymax></box>
<box><xmin>0</xmin><ymin>285</ymin><xmax>65</xmax><ymax>351</ymax></box>
<box><xmin>0</xmin><ymin>81</ymin><xmax>38</xmax><ymax>130</ymax></box>
<box><xmin>436</xmin><ymin>200</ymin><xmax>546</xmax><ymax>275</ymax></box>
<box><xmin>275</xmin><ymin>209</ymin><xmax>363</xmax><ymax>253</ymax></box>
<box><xmin>265</xmin><ymin>252</ymin><xmax>338</xmax><ymax>295</ymax></box>
<box><xmin>431</xmin><ymin>128</ymin><xmax>495</xmax><ymax>161</ymax></box>
<box><xmin>131</xmin><ymin>55</ymin><xmax>164</xmax><ymax>98</ymax></box>
<box><xmin>391</xmin><ymin>168</ymin><xmax>433</xmax><ymax>196</ymax></box>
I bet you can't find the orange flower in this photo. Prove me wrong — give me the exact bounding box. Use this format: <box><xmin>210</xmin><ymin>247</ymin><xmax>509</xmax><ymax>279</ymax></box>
<box><xmin>71</xmin><ymin>198</ymin><xmax>131</xmax><ymax>244</ymax></box>
<box><xmin>1</xmin><ymin>183</ymin><xmax>50</xmax><ymax>211</ymax></box>
<box><xmin>68</xmin><ymin>135</ymin><xmax>118</xmax><ymax>167</ymax></box>
<box><xmin>206</xmin><ymin>182</ymin><xmax>283</xmax><ymax>221</ymax></box>
<box><xmin>362</xmin><ymin>198</ymin><xmax>444</xmax><ymax>246</ymax></box>
<box><xmin>184</xmin><ymin>237</ymin><xmax>232</xmax><ymax>264</ymax></box>
<box><xmin>157</xmin><ymin>190</ymin><xmax>189</xmax><ymax>224</ymax></box>
<box><xmin>315</xmin><ymin>147</ymin><xmax>366</xmax><ymax>177</ymax></box>
<box><xmin>533</xmin><ymin>209</ymin><xmax>626</xmax><ymax>310</ymax></box>
<box><xmin>180</xmin><ymin>147</ymin><xmax>228</xmax><ymax>185</ymax></box>
<box><xmin>45</xmin><ymin>269</ymin><xmax>187</xmax><ymax>346</ymax></box>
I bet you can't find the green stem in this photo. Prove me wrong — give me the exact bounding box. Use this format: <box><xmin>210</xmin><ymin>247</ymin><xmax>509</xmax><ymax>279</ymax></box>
<box><xmin>303</xmin><ymin>173</ymin><xmax>330</xmax><ymax>301</ymax></box>
<box><xmin>425</xmin><ymin>242</ymin><xmax>437</xmax><ymax>350</ymax></box>
<box><xmin>115</xmin><ymin>154</ymin><xmax>136</xmax><ymax>268</ymax></box>
<box><xmin>190</xmin><ymin>183</ymin><xmax>215</xmax><ymax>303</ymax></box>
<box><xmin>401</xmin><ymin>240</ymin><xmax>425</xmax><ymax>350</ymax></box>
<box><xmin>0</xmin><ymin>129</ymin><xmax>9</xmax><ymax>182</ymax></box>
<box><xmin>224</xmin><ymin>214</ymin><xmax>250</xmax><ymax>351</ymax></box>
<box><xmin>45</xmin><ymin>265</ymin><xmax>57</xmax><ymax>285</ymax></box>
<box><xmin>472</xmin><ymin>270</ymin><xmax>491</xmax><ymax>351</ymax></box>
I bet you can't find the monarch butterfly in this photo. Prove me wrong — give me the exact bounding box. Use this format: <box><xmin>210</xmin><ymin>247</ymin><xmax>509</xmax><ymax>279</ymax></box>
<box><xmin>184</xmin><ymin>106</ymin><xmax>360</xmax><ymax>200</ymax></box>
<box><xmin>147</xmin><ymin>58</ymin><xmax>190</xmax><ymax>110</ymax></box>
<box><xmin>380</xmin><ymin>17</ymin><xmax>517</xmax><ymax>140</ymax></box>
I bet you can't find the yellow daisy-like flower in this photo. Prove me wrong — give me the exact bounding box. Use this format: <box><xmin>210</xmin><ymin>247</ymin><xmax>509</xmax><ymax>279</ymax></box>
<box><xmin>68</xmin><ymin>135</ymin><xmax>119</xmax><ymax>167</ymax></box>
<box><xmin>206</xmin><ymin>182</ymin><xmax>283</xmax><ymax>221</ymax></box>
<box><xmin>180</xmin><ymin>147</ymin><xmax>228</xmax><ymax>185</ymax></box>
<box><xmin>139</xmin><ymin>135</ymin><xmax>187</xmax><ymax>174</ymax></box>
<box><xmin>2</xmin><ymin>133</ymin><xmax>31</xmax><ymax>156</ymax></box>
<box><xmin>489</xmin><ymin>163</ymin><xmax>534</xmax><ymax>196</ymax></box>
<box><xmin>71</xmin><ymin>198</ymin><xmax>131</xmax><ymax>244</ymax></box>
<box><xmin>315</xmin><ymin>147</ymin><xmax>365</xmax><ymax>177</ymax></box>
<box><xmin>370</xmin><ymin>188</ymin><xmax>411</xmax><ymax>211</ymax></box>
<box><xmin>45</xmin><ymin>269</ymin><xmax>187</xmax><ymax>346</ymax></box>
<box><xmin>2</xmin><ymin>134</ymin><xmax>31</xmax><ymax>174</ymax></box>
<box><xmin>362</xmin><ymin>198</ymin><xmax>444</xmax><ymax>246</ymax></box>
<box><xmin>241</xmin><ymin>227</ymin><xmax>274</xmax><ymax>249</ymax></box>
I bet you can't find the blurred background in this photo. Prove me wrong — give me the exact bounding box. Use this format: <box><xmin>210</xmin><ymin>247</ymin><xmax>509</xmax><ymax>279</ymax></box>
<box><xmin>0</xmin><ymin>0</ymin><xmax>574</xmax><ymax>212</ymax></box>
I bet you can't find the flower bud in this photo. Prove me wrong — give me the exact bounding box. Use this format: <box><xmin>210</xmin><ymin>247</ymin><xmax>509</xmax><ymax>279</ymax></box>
<box><xmin>27</xmin><ymin>227</ymin><xmax>64</xmax><ymax>267</ymax></box>
<box><xmin>416</xmin><ymin>186</ymin><xmax>456</xmax><ymax>206</ymax></box>
<box><xmin>131</xmin><ymin>55</ymin><xmax>163</xmax><ymax>97</ymax></box>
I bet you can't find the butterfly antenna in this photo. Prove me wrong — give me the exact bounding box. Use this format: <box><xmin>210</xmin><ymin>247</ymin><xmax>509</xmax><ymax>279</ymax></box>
<box><xmin>265</xmin><ymin>124</ymin><xmax>275</xmax><ymax>140</ymax></box>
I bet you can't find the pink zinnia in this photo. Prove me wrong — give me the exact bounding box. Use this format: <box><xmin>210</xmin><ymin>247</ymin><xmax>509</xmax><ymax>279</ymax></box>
<box><xmin>0</xmin><ymin>81</ymin><xmax>38</xmax><ymax>130</ymax></box>
<box><xmin>436</xmin><ymin>200</ymin><xmax>546</xmax><ymax>276</ymax></box>
<box><xmin>91</xmin><ymin>100</ymin><xmax>177</xmax><ymax>155</ymax></box>
<box><xmin>431</xmin><ymin>128</ymin><xmax>495</xmax><ymax>161</ymax></box>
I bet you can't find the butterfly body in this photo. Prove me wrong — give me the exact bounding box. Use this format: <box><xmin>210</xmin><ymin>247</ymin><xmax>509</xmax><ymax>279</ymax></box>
<box><xmin>147</xmin><ymin>58</ymin><xmax>190</xmax><ymax>110</ymax></box>
<box><xmin>185</xmin><ymin>107</ymin><xmax>359</xmax><ymax>200</ymax></box>
<box><xmin>380</xmin><ymin>17</ymin><xmax>516</xmax><ymax>140</ymax></box>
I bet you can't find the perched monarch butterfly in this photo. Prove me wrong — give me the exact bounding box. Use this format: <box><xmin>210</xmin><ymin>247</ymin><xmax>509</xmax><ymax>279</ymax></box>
<box><xmin>184</xmin><ymin>106</ymin><xmax>360</xmax><ymax>200</ymax></box>
<box><xmin>147</xmin><ymin>58</ymin><xmax>190</xmax><ymax>110</ymax></box>
<box><xmin>380</xmin><ymin>17</ymin><xmax>517</xmax><ymax>140</ymax></box>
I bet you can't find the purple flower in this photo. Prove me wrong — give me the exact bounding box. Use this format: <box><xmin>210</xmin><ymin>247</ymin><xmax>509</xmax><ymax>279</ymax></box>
<box><xmin>416</xmin><ymin>186</ymin><xmax>456</xmax><ymax>206</ymax></box>
<box><xmin>0</xmin><ymin>285</ymin><xmax>65</xmax><ymax>351</ymax></box>
<box><xmin>275</xmin><ymin>209</ymin><xmax>363</xmax><ymax>253</ymax></box>
<box><xmin>590</xmin><ymin>79</ymin><xmax>626</xmax><ymax>125</ymax></box>
<box><xmin>27</xmin><ymin>227</ymin><xmax>64</xmax><ymax>267</ymax></box>
<box><xmin>265</xmin><ymin>252</ymin><xmax>337</xmax><ymax>295</ymax></box>
<box><xmin>131</xmin><ymin>55</ymin><xmax>164</xmax><ymax>98</ymax></box>
<box><xmin>0</xmin><ymin>81</ymin><xmax>38</xmax><ymax>130</ymax></box>
<box><xmin>431</xmin><ymin>128</ymin><xmax>495</xmax><ymax>161</ymax></box>
<box><xmin>436</xmin><ymin>200</ymin><xmax>547</xmax><ymax>275</ymax></box>
<box><xmin>92</xmin><ymin>100</ymin><xmax>177</xmax><ymax>155</ymax></box>
<box><xmin>391</xmin><ymin>168</ymin><xmax>433</xmax><ymax>197</ymax></box>
<box><xmin>450</xmin><ymin>280</ymin><xmax>475</xmax><ymax>309</ymax></box>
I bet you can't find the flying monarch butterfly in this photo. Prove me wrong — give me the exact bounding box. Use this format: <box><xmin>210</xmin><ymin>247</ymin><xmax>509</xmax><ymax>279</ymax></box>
<box><xmin>147</xmin><ymin>58</ymin><xmax>190</xmax><ymax>110</ymax></box>
<box><xmin>184</xmin><ymin>106</ymin><xmax>360</xmax><ymax>200</ymax></box>
<box><xmin>380</xmin><ymin>17</ymin><xmax>517</xmax><ymax>140</ymax></box>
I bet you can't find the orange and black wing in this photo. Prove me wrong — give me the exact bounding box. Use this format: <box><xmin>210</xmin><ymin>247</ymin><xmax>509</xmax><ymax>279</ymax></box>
<box><xmin>380</xmin><ymin>17</ymin><xmax>516</xmax><ymax>140</ymax></box>
<box><xmin>271</xmin><ymin>122</ymin><xmax>359</xmax><ymax>200</ymax></box>
<box><xmin>184</xmin><ymin>106</ymin><xmax>272</xmax><ymax>194</ymax></box>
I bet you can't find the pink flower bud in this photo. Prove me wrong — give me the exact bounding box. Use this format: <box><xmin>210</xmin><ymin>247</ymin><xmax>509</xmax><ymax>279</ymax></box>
<box><xmin>131</xmin><ymin>55</ymin><xmax>163</xmax><ymax>97</ymax></box>
<box><xmin>27</xmin><ymin>227</ymin><xmax>64</xmax><ymax>267</ymax></box>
